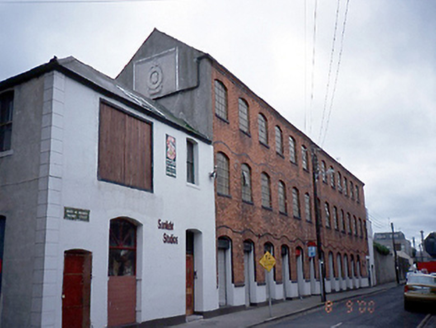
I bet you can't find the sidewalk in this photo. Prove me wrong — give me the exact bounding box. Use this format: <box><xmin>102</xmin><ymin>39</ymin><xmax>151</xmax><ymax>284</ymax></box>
<box><xmin>176</xmin><ymin>282</ymin><xmax>400</xmax><ymax>328</ymax></box>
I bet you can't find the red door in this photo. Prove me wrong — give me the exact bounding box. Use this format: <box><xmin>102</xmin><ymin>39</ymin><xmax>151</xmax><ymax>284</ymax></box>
<box><xmin>186</xmin><ymin>254</ymin><xmax>195</xmax><ymax>315</ymax></box>
<box><xmin>62</xmin><ymin>250</ymin><xmax>91</xmax><ymax>328</ymax></box>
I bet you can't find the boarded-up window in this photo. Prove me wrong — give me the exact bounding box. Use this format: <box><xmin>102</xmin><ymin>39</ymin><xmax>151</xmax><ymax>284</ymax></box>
<box><xmin>98</xmin><ymin>102</ymin><xmax>152</xmax><ymax>191</ymax></box>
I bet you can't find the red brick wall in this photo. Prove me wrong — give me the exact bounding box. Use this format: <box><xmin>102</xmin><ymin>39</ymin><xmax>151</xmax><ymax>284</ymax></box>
<box><xmin>211</xmin><ymin>64</ymin><xmax>368</xmax><ymax>287</ymax></box>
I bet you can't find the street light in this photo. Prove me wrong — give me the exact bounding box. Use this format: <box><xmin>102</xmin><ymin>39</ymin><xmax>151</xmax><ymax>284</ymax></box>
<box><xmin>311</xmin><ymin>147</ymin><xmax>327</xmax><ymax>303</ymax></box>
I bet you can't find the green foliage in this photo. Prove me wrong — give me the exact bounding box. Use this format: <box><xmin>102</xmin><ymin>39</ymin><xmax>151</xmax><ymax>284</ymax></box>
<box><xmin>374</xmin><ymin>242</ymin><xmax>390</xmax><ymax>255</ymax></box>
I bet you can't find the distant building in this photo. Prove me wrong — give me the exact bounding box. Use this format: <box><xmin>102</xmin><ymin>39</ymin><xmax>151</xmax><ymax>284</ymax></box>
<box><xmin>374</xmin><ymin>231</ymin><xmax>413</xmax><ymax>257</ymax></box>
<box><xmin>0</xmin><ymin>57</ymin><xmax>217</xmax><ymax>327</ymax></box>
<box><xmin>117</xmin><ymin>29</ymin><xmax>370</xmax><ymax>308</ymax></box>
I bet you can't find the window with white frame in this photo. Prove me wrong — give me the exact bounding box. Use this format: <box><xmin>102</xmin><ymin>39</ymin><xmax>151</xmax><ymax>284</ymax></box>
<box><xmin>186</xmin><ymin>139</ymin><xmax>197</xmax><ymax>184</ymax></box>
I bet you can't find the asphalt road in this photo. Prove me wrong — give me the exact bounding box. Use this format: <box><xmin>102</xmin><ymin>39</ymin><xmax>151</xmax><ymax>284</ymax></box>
<box><xmin>258</xmin><ymin>285</ymin><xmax>434</xmax><ymax>328</ymax></box>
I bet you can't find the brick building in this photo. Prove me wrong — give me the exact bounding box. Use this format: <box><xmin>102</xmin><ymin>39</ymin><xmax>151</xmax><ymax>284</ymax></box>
<box><xmin>117</xmin><ymin>29</ymin><xmax>369</xmax><ymax>308</ymax></box>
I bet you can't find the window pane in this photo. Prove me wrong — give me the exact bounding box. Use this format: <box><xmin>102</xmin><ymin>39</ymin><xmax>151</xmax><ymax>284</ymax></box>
<box><xmin>325</xmin><ymin>203</ymin><xmax>330</xmax><ymax>228</ymax></box>
<box><xmin>215</xmin><ymin>80</ymin><xmax>228</xmax><ymax>120</ymax></box>
<box><xmin>261</xmin><ymin>173</ymin><xmax>271</xmax><ymax>208</ymax></box>
<box><xmin>289</xmin><ymin>137</ymin><xmax>296</xmax><ymax>163</ymax></box>
<box><xmin>187</xmin><ymin>140</ymin><xmax>195</xmax><ymax>184</ymax></box>
<box><xmin>301</xmin><ymin>146</ymin><xmax>308</xmax><ymax>170</ymax></box>
<box><xmin>292</xmin><ymin>188</ymin><xmax>300</xmax><ymax>218</ymax></box>
<box><xmin>278</xmin><ymin>181</ymin><xmax>286</xmax><ymax>213</ymax></box>
<box><xmin>275</xmin><ymin>126</ymin><xmax>283</xmax><ymax>154</ymax></box>
<box><xmin>239</xmin><ymin>98</ymin><xmax>249</xmax><ymax>133</ymax></box>
<box><xmin>0</xmin><ymin>91</ymin><xmax>14</xmax><ymax>152</ymax></box>
<box><xmin>217</xmin><ymin>152</ymin><xmax>230</xmax><ymax>195</ymax></box>
<box><xmin>258</xmin><ymin>114</ymin><xmax>268</xmax><ymax>145</ymax></box>
<box><xmin>305</xmin><ymin>193</ymin><xmax>311</xmax><ymax>222</ymax></box>
<box><xmin>241</xmin><ymin>164</ymin><xmax>252</xmax><ymax>202</ymax></box>
<box><xmin>108</xmin><ymin>249</ymin><xmax>136</xmax><ymax>276</ymax></box>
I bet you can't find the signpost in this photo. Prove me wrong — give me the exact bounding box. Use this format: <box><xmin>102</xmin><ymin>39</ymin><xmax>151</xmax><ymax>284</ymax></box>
<box><xmin>259</xmin><ymin>251</ymin><xmax>276</xmax><ymax>317</ymax></box>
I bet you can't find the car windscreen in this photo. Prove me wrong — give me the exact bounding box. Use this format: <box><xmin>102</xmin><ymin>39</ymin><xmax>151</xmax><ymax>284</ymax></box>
<box><xmin>408</xmin><ymin>275</ymin><xmax>436</xmax><ymax>285</ymax></box>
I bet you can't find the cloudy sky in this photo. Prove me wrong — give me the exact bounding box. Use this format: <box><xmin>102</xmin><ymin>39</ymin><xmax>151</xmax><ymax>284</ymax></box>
<box><xmin>1</xmin><ymin>0</ymin><xmax>435</xmax><ymax>248</ymax></box>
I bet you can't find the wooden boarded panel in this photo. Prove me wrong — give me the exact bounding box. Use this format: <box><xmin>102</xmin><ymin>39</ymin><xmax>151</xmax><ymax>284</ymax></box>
<box><xmin>108</xmin><ymin>276</ymin><xmax>136</xmax><ymax>327</ymax></box>
<box><xmin>99</xmin><ymin>102</ymin><xmax>152</xmax><ymax>191</ymax></box>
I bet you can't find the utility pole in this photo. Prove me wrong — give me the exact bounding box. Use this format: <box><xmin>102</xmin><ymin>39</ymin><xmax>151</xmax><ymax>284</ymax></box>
<box><xmin>391</xmin><ymin>223</ymin><xmax>400</xmax><ymax>284</ymax></box>
<box><xmin>420</xmin><ymin>230</ymin><xmax>425</xmax><ymax>262</ymax></box>
<box><xmin>311</xmin><ymin>147</ymin><xmax>326</xmax><ymax>303</ymax></box>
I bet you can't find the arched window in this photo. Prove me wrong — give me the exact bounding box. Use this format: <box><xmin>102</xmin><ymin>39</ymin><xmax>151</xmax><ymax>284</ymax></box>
<box><xmin>341</xmin><ymin>210</ymin><xmax>346</xmax><ymax>232</ymax></box>
<box><xmin>301</xmin><ymin>146</ymin><xmax>308</xmax><ymax>171</ymax></box>
<box><xmin>333</xmin><ymin>206</ymin><xmax>339</xmax><ymax>230</ymax></box>
<box><xmin>108</xmin><ymin>219</ymin><xmax>137</xmax><ymax>276</ymax></box>
<box><xmin>258</xmin><ymin>114</ymin><xmax>268</xmax><ymax>145</ymax></box>
<box><xmin>238</xmin><ymin>98</ymin><xmax>249</xmax><ymax>133</ymax></box>
<box><xmin>275</xmin><ymin>126</ymin><xmax>283</xmax><ymax>155</ymax></box>
<box><xmin>289</xmin><ymin>136</ymin><xmax>297</xmax><ymax>163</ymax></box>
<box><xmin>321</xmin><ymin>161</ymin><xmax>327</xmax><ymax>183</ymax></box>
<box><xmin>241</xmin><ymin>164</ymin><xmax>252</xmax><ymax>202</ymax></box>
<box><xmin>278</xmin><ymin>180</ymin><xmax>287</xmax><ymax>214</ymax></box>
<box><xmin>292</xmin><ymin>188</ymin><xmax>301</xmax><ymax>218</ymax></box>
<box><xmin>261</xmin><ymin>172</ymin><xmax>272</xmax><ymax>208</ymax></box>
<box><xmin>304</xmin><ymin>193</ymin><xmax>312</xmax><ymax>222</ymax></box>
<box><xmin>214</xmin><ymin>80</ymin><xmax>228</xmax><ymax>120</ymax></box>
<box><xmin>325</xmin><ymin>202</ymin><xmax>331</xmax><ymax>228</ymax></box>
<box><xmin>337</xmin><ymin>172</ymin><xmax>342</xmax><ymax>192</ymax></box>
<box><xmin>330</xmin><ymin>166</ymin><xmax>335</xmax><ymax>188</ymax></box>
<box><xmin>217</xmin><ymin>152</ymin><xmax>230</xmax><ymax>196</ymax></box>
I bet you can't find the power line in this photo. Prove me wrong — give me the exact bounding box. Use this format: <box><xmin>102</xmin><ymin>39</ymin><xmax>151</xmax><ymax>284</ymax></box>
<box><xmin>318</xmin><ymin>0</ymin><xmax>341</xmax><ymax>144</ymax></box>
<box><xmin>0</xmin><ymin>0</ymin><xmax>166</xmax><ymax>3</ymax></box>
<box><xmin>320</xmin><ymin>0</ymin><xmax>350</xmax><ymax>147</ymax></box>
<box><xmin>308</xmin><ymin>0</ymin><xmax>318</xmax><ymax>137</ymax></box>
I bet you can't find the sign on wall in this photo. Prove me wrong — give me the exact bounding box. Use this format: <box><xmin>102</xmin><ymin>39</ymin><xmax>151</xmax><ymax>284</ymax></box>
<box><xmin>64</xmin><ymin>207</ymin><xmax>90</xmax><ymax>222</ymax></box>
<box><xmin>166</xmin><ymin>135</ymin><xmax>176</xmax><ymax>177</ymax></box>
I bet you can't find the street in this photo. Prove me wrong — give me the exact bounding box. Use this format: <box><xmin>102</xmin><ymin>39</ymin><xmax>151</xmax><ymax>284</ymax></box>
<box><xmin>258</xmin><ymin>286</ymin><xmax>434</xmax><ymax>328</ymax></box>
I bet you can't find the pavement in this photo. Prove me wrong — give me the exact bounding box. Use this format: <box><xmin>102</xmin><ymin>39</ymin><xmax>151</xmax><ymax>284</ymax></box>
<box><xmin>176</xmin><ymin>282</ymin><xmax>401</xmax><ymax>328</ymax></box>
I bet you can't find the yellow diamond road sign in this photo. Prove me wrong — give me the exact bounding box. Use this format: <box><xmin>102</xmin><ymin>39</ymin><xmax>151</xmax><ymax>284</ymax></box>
<box><xmin>259</xmin><ymin>251</ymin><xmax>276</xmax><ymax>272</ymax></box>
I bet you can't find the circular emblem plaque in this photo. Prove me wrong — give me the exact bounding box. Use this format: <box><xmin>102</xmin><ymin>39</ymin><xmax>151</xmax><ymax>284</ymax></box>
<box><xmin>147</xmin><ymin>63</ymin><xmax>163</xmax><ymax>94</ymax></box>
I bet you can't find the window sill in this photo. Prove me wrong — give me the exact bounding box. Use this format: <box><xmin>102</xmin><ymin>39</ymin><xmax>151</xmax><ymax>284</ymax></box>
<box><xmin>262</xmin><ymin>205</ymin><xmax>273</xmax><ymax>211</ymax></box>
<box><xmin>293</xmin><ymin>216</ymin><xmax>301</xmax><ymax>220</ymax></box>
<box><xmin>279</xmin><ymin>211</ymin><xmax>288</xmax><ymax>217</ymax></box>
<box><xmin>215</xmin><ymin>114</ymin><xmax>229</xmax><ymax>124</ymax></box>
<box><xmin>217</xmin><ymin>192</ymin><xmax>232</xmax><ymax>199</ymax></box>
<box><xmin>0</xmin><ymin>149</ymin><xmax>13</xmax><ymax>158</ymax></box>
<box><xmin>276</xmin><ymin>152</ymin><xmax>284</xmax><ymax>159</ymax></box>
<box><xmin>240</xmin><ymin>130</ymin><xmax>251</xmax><ymax>138</ymax></box>
<box><xmin>259</xmin><ymin>141</ymin><xmax>270</xmax><ymax>149</ymax></box>
<box><xmin>242</xmin><ymin>200</ymin><xmax>254</xmax><ymax>205</ymax></box>
<box><xmin>186</xmin><ymin>182</ymin><xmax>200</xmax><ymax>190</ymax></box>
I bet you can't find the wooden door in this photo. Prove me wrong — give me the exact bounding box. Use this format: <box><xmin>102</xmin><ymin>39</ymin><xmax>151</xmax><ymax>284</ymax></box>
<box><xmin>186</xmin><ymin>254</ymin><xmax>194</xmax><ymax>315</ymax></box>
<box><xmin>62</xmin><ymin>250</ymin><xmax>91</xmax><ymax>328</ymax></box>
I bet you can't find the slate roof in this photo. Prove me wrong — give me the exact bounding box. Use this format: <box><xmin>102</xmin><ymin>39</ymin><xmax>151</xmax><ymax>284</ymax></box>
<box><xmin>0</xmin><ymin>56</ymin><xmax>210</xmax><ymax>143</ymax></box>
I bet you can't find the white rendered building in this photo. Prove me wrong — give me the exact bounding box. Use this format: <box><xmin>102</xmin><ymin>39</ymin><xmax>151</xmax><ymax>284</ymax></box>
<box><xmin>0</xmin><ymin>57</ymin><xmax>218</xmax><ymax>327</ymax></box>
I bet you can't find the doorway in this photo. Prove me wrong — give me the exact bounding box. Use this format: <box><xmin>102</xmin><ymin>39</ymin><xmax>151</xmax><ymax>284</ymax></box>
<box><xmin>107</xmin><ymin>219</ymin><xmax>137</xmax><ymax>327</ymax></box>
<box><xmin>186</xmin><ymin>231</ymin><xmax>195</xmax><ymax>315</ymax></box>
<box><xmin>296</xmin><ymin>247</ymin><xmax>304</xmax><ymax>297</ymax></box>
<box><xmin>218</xmin><ymin>237</ymin><xmax>230</xmax><ymax>306</ymax></box>
<box><xmin>62</xmin><ymin>250</ymin><xmax>92</xmax><ymax>328</ymax></box>
<box><xmin>244</xmin><ymin>241</ymin><xmax>254</xmax><ymax>306</ymax></box>
<box><xmin>281</xmin><ymin>246</ymin><xmax>290</xmax><ymax>299</ymax></box>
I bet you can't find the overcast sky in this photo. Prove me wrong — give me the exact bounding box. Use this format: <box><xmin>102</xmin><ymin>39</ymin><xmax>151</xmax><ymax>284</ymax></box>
<box><xmin>1</xmin><ymin>0</ymin><xmax>435</xmax><ymax>248</ymax></box>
